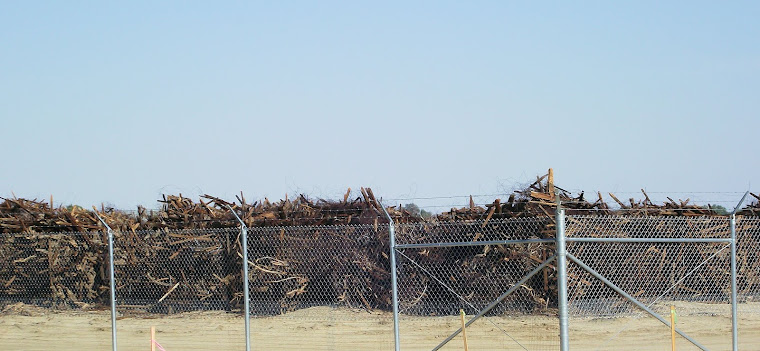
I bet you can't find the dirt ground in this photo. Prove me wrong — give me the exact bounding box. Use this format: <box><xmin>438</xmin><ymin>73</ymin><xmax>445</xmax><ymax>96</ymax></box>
<box><xmin>0</xmin><ymin>302</ymin><xmax>758</xmax><ymax>350</ymax></box>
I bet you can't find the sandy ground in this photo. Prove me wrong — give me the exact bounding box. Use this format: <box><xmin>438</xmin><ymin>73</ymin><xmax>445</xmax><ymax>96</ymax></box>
<box><xmin>0</xmin><ymin>303</ymin><xmax>758</xmax><ymax>351</ymax></box>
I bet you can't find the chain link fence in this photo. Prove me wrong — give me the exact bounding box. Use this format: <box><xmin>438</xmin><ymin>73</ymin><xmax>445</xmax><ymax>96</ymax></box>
<box><xmin>735</xmin><ymin>217</ymin><xmax>760</xmax><ymax>345</ymax></box>
<box><xmin>564</xmin><ymin>216</ymin><xmax>736</xmax><ymax>350</ymax></box>
<box><xmin>1</xmin><ymin>214</ymin><xmax>759</xmax><ymax>350</ymax></box>
<box><xmin>393</xmin><ymin>218</ymin><xmax>559</xmax><ymax>350</ymax></box>
<box><xmin>113</xmin><ymin>228</ymin><xmax>243</xmax><ymax>350</ymax></box>
<box><xmin>245</xmin><ymin>224</ymin><xmax>394</xmax><ymax>351</ymax></box>
<box><xmin>0</xmin><ymin>231</ymin><xmax>112</xmax><ymax>349</ymax></box>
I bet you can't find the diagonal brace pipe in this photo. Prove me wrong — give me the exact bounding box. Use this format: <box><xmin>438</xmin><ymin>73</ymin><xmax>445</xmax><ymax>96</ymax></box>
<box><xmin>566</xmin><ymin>252</ymin><xmax>709</xmax><ymax>351</ymax></box>
<box><xmin>432</xmin><ymin>255</ymin><xmax>557</xmax><ymax>351</ymax></box>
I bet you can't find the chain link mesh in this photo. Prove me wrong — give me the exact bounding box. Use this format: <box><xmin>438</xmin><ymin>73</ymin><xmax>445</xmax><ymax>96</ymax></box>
<box><xmin>565</xmin><ymin>215</ymin><xmax>735</xmax><ymax>350</ymax></box>
<box><xmin>395</xmin><ymin>217</ymin><xmax>555</xmax><ymax>245</ymax></box>
<box><xmin>0</xmin><ymin>231</ymin><xmax>111</xmax><ymax>349</ymax></box>
<box><xmin>114</xmin><ymin>228</ymin><xmax>240</xmax><ymax>312</ymax></box>
<box><xmin>246</xmin><ymin>224</ymin><xmax>394</xmax><ymax>350</ymax></box>
<box><xmin>111</xmin><ymin>228</ymin><xmax>243</xmax><ymax>350</ymax></box>
<box><xmin>0</xmin><ymin>214</ymin><xmax>758</xmax><ymax>350</ymax></box>
<box><xmin>395</xmin><ymin>218</ymin><xmax>559</xmax><ymax>350</ymax></box>
<box><xmin>736</xmin><ymin>217</ymin><xmax>760</xmax><ymax>344</ymax></box>
<box><xmin>566</xmin><ymin>215</ymin><xmax>732</xmax><ymax>239</ymax></box>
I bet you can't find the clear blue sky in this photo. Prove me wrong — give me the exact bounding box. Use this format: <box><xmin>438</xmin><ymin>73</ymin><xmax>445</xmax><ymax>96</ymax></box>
<box><xmin>2</xmin><ymin>1</ymin><xmax>758</xmax><ymax>211</ymax></box>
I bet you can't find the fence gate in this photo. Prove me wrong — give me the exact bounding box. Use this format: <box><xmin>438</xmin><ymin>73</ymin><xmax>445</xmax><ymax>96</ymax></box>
<box><xmin>563</xmin><ymin>215</ymin><xmax>735</xmax><ymax>350</ymax></box>
<box><xmin>393</xmin><ymin>218</ymin><xmax>560</xmax><ymax>350</ymax></box>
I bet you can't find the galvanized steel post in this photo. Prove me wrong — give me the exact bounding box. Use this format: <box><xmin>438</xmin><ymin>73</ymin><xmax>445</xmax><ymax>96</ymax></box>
<box><xmin>730</xmin><ymin>213</ymin><xmax>738</xmax><ymax>351</ymax></box>
<box><xmin>229</xmin><ymin>206</ymin><xmax>251</xmax><ymax>351</ymax></box>
<box><xmin>94</xmin><ymin>213</ymin><xmax>118</xmax><ymax>351</ymax></box>
<box><xmin>556</xmin><ymin>201</ymin><xmax>569</xmax><ymax>351</ymax></box>
<box><xmin>730</xmin><ymin>191</ymin><xmax>749</xmax><ymax>351</ymax></box>
<box><xmin>379</xmin><ymin>202</ymin><xmax>401</xmax><ymax>351</ymax></box>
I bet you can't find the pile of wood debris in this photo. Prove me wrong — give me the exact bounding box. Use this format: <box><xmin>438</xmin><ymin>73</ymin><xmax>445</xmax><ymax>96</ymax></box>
<box><xmin>435</xmin><ymin>170</ymin><xmax>742</xmax><ymax>222</ymax></box>
<box><xmin>1</xmin><ymin>171</ymin><xmax>757</xmax><ymax>315</ymax></box>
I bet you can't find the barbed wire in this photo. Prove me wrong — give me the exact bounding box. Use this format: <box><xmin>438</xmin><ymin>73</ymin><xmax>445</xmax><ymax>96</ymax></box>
<box><xmin>4</xmin><ymin>200</ymin><xmax>755</xmax><ymax>217</ymax></box>
<box><xmin>3</xmin><ymin>191</ymin><xmax>756</xmax><ymax>221</ymax></box>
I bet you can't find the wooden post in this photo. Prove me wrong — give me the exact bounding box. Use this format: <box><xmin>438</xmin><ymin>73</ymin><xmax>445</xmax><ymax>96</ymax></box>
<box><xmin>151</xmin><ymin>326</ymin><xmax>156</xmax><ymax>351</ymax></box>
<box><xmin>548</xmin><ymin>168</ymin><xmax>555</xmax><ymax>198</ymax></box>
<box><xmin>670</xmin><ymin>306</ymin><xmax>676</xmax><ymax>351</ymax></box>
<box><xmin>460</xmin><ymin>309</ymin><xmax>469</xmax><ymax>351</ymax></box>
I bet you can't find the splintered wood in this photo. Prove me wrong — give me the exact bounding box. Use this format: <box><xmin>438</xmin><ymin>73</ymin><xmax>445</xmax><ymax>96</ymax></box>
<box><xmin>1</xmin><ymin>176</ymin><xmax>758</xmax><ymax>316</ymax></box>
<box><xmin>0</xmin><ymin>188</ymin><xmax>408</xmax><ymax>314</ymax></box>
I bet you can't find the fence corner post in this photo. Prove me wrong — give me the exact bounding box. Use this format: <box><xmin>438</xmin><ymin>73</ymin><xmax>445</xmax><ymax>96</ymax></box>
<box><xmin>379</xmin><ymin>201</ymin><xmax>401</xmax><ymax>351</ymax></box>
<box><xmin>729</xmin><ymin>191</ymin><xmax>749</xmax><ymax>351</ymax></box>
<box><xmin>94</xmin><ymin>212</ymin><xmax>118</xmax><ymax>351</ymax></box>
<box><xmin>555</xmin><ymin>196</ymin><xmax>569</xmax><ymax>351</ymax></box>
<box><xmin>228</xmin><ymin>205</ymin><xmax>251</xmax><ymax>351</ymax></box>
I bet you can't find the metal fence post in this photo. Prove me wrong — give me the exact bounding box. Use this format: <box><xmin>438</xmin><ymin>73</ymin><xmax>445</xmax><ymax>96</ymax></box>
<box><xmin>94</xmin><ymin>213</ymin><xmax>118</xmax><ymax>351</ymax></box>
<box><xmin>556</xmin><ymin>200</ymin><xmax>569</xmax><ymax>351</ymax></box>
<box><xmin>228</xmin><ymin>206</ymin><xmax>251</xmax><ymax>351</ymax></box>
<box><xmin>729</xmin><ymin>213</ymin><xmax>738</xmax><ymax>351</ymax></box>
<box><xmin>379</xmin><ymin>203</ymin><xmax>401</xmax><ymax>351</ymax></box>
<box><xmin>730</xmin><ymin>191</ymin><xmax>749</xmax><ymax>351</ymax></box>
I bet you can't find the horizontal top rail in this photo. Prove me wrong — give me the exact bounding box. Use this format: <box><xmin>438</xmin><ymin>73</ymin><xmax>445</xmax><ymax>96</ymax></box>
<box><xmin>395</xmin><ymin>238</ymin><xmax>555</xmax><ymax>249</ymax></box>
<box><xmin>566</xmin><ymin>237</ymin><xmax>731</xmax><ymax>243</ymax></box>
<box><xmin>565</xmin><ymin>215</ymin><xmax>735</xmax><ymax>239</ymax></box>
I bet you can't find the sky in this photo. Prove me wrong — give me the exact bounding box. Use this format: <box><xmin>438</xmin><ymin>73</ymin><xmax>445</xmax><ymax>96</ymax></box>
<box><xmin>1</xmin><ymin>1</ymin><xmax>758</xmax><ymax>212</ymax></box>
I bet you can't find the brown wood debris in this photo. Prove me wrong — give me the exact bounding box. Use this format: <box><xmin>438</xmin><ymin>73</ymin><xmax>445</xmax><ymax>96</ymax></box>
<box><xmin>1</xmin><ymin>174</ymin><xmax>758</xmax><ymax>316</ymax></box>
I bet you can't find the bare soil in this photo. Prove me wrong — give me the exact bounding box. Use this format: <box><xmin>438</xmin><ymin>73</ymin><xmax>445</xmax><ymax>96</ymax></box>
<box><xmin>1</xmin><ymin>302</ymin><xmax>758</xmax><ymax>350</ymax></box>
